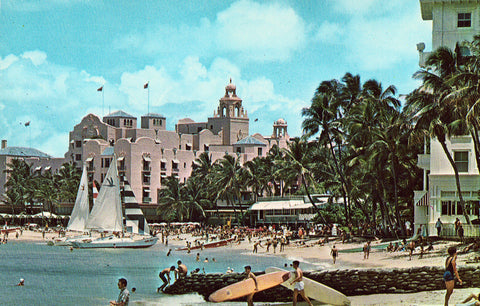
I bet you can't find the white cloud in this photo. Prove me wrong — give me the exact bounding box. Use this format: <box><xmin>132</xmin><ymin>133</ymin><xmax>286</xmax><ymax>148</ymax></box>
<box><xmin>315</xmin><ymin>21</ymin><xmax>345</xmax><ymax>43</ymax></box>
<box><xmin>21</xmin><ymin>50</ymin><xmax>47</xmax><ymax>66</ymax></box>
<box><xmin>318</xmin><ymin>1</ymin><xmax>431</xmax><ymax>71</ymax></box>
<box><xmin>215</xmin><ymin>0</ymin><xmax>306</xmax><ymax>61</ymax></box>
<box><xmin>0</xmin><ymin>51</ymin><xmax>116</xmax><ymax>156</ymax></box>
<box><xmin>115</xmin><ymin>0</ymin><xmax>306</xmax><ymax>62</ymax></box>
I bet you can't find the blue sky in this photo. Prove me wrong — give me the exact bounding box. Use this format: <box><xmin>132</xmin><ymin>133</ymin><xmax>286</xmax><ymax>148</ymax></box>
<box><xmin>0</xmin><ymin>0</ymin><xmax>431</xmax><ymax>157</ymax></box>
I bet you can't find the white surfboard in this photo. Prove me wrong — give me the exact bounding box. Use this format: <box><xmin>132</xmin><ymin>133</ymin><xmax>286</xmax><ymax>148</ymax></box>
<box><xmin>266</xmin><ymin>267</ymin><xmax>350</xmax><ymax>306</ymax></box>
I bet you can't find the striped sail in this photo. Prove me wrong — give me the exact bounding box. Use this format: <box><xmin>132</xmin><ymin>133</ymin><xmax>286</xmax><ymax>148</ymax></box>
<box><xmin>122</xmin><ymin>180</ymin><xmax>150</xmax><ymax>235</ymax></box>
<box><xmin>67</xmin><ymin>164</ymin><xmax>90</xmax><ymax>231</ymax></box>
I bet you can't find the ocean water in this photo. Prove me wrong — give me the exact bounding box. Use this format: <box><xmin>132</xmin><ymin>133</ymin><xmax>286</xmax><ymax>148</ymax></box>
<box><xmin>0</xmin><ymin>240</ymin><xmax>322</xmax><ymax>306</ymax></box>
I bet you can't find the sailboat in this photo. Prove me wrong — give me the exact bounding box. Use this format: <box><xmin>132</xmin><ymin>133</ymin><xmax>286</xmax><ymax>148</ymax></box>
<box><xmin>71</xmin><ymin>154</ymin><xmax>158</xmax><ymax>249</ymax></box>
<box><xmin>52</xmin><ymin>164</ymin><xmax>92</xmax><ymax>246</ymax></box>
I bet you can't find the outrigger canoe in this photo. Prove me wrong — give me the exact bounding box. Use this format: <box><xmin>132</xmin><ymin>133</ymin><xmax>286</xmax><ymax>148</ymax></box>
<box><xmin>176</xmin><ymin>238</ymin><xmax>234</xmax><ymax>251</ymax></box>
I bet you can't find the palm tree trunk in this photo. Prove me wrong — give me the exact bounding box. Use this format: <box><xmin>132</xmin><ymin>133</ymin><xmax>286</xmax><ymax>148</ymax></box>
<box><xmin>439</xmin><ymin>140</ymin><xmax>471</xmax><ymax>224</ymax></box>
<box><xmin>326</xmin><ymin>134</ymin><xmax>350</xmax><ymax>223</ymax></box>
<box><xmin>301</xmin><ymin>174</ymin><xmax>327</xmax><ymax>224</ymax></box>
<box><xmin>391</xmin><ymin>156</ymin><xmax>405</xmax><ymax>236</ymax></box>
<box><xmin>470</xmin><ymin>126</ymin><xmax>480</xmax><ymax>175</ymax></box>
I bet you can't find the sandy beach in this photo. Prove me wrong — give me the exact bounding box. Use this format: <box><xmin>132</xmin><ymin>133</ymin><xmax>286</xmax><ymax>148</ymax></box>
<box><xmin>8</xmin><ymin>229</ymin><xmax>479</xmax><ymax>305</ymax></box>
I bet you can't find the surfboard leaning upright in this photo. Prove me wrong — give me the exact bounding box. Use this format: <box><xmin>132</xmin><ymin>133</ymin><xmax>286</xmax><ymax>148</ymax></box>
<box><xmin>208</xmin><ymin>271</ymin><xmax>290</xmax><ymax>303</ymax></box>
<box><xmin>265</xmin><ymin>267</ymin><xmax>351</xmax><ymax>306</ymax></box>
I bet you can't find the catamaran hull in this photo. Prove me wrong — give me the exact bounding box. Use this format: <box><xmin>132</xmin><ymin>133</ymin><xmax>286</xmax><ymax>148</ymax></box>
<box><xmin>71</xmin><ymin>236</ymin><xmax>158</xmax><ymax>249</ymax></box>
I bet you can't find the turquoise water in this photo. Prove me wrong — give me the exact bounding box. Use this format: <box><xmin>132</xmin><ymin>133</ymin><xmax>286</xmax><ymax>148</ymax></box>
<box><xmin>0</xmin><ymin>241</ymin><xmax>320</xmax><ymax>305</ymax></box>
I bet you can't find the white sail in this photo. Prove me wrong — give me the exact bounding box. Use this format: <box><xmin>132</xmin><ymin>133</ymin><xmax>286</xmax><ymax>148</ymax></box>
<box><xmin>67</xmin><ymin>164</ymin><xmax>90</xmax><ymax>232</ymax></box>
<box><xmin>85</xmin><ymin>156</ymin><xmax>123</xmax><ymax>232</ymax></box>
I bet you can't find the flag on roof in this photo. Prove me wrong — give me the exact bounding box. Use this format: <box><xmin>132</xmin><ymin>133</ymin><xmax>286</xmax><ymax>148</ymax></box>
<box><xmin>97</xmin><ymin>86</ymin><xmax>103</xmax><ymax>92</ymax></box>
<box><xmin>24</xmin><ymin>121</ymin><xmax>30</xmax><ymax>127</ymax></box>
<box><xmin>144</xmin><ymin>82</ymin><xmax>149</xmax><ymax>89</ymax></box>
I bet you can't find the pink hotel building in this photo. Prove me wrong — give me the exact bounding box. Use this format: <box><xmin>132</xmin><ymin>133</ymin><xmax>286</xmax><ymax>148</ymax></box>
<box><xmin>20</xmin><ymin>80</ymin><xmax>290</xmax><ymax>206</ymax></box>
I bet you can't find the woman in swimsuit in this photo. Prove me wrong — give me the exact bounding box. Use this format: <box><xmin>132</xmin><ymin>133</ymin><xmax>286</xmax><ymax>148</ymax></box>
<box><xmin>444</xmin><ymin>246</ymin><xmax>462</xmax><ymax>306</ymax></box>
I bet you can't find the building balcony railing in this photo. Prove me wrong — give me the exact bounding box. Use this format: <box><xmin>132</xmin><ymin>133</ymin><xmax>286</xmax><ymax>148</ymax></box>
<box><xmin>142</xmin><ymin>166</ymin><xmax>151</xmax><ymax>172</ymax></box>
<box><xmin>258</xmin><ymin>215</ymin><xmax>299</xmax><ymax>223</ymax></box>
<box><xmin>87</xmin><ymin>167</ymin><xmax>95</xmax><ymax>172</ymax></box>
<box><xmin>143</xmin><ymin>197</ymin><xmax>152</xmax><ymax>203</ymax></box>
<box><xmin>119</xmin><ymin>166</ymin><xmax>127</xmax><ymax>171</ymax></box>
<box><xmin>143</xmin><ymin>181</ymin><xmax>150</xmax><ymax>185</ymax></box>
<box><xmin>172</xmin><ymin>168</ymin><xmax>179</xmax><ymax>172</ymax></box>
<box><xmin>160</xmin><ymin>167</ymin><xmax>167</xmax><ymax>171</ymax></box>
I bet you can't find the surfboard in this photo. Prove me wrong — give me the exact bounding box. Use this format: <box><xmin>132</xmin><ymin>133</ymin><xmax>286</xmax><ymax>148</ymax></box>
<box><xmin>265</xmin><ymin>267</ymin><xmax>350</xmax><ymax>306</ymax></box>
<box><xmin>208</xmin><ymin>271</ymin><xmax>290</xmax><ymax>303</ymax></box>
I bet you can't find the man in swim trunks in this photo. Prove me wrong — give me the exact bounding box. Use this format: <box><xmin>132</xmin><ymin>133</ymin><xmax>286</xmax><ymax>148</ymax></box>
<box><xmin>290</xmin><ymin>260</ymin><xmax>313</xmax><ymax>306</ymax></box>
<box><xmin>244</xmin><ymin>265</ymin><xmax>258</xmax><ymax>306</ymax></box>
<box><xmin>331</xmin><ymin>245</ymin><xmax>338</xmax><ymax>264</ymax></box>
<box><xmin>157</xmin><ymin>266</ymin><xmax>175</xmax><ymax>292</ymax></box>
<box><xmin>175</xmin><ymin>260</ymin><xmax>188</xmax><ymax>280</ymax></box>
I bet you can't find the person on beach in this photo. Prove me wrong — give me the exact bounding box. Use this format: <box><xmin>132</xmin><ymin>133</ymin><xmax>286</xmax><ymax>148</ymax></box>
<box><xmin>290</xmin><ymin>261</ymin><xmax>313</xmax><ymax>306</ymax></box>
<box><xmin>166</xmin><ymin>249</ymin><xmax>172</xmax><ymax>256</ymax></box>
<box><xmin>458</xmin><ymin>224</ymin><xmax>465</xmax><ymax>243</ymax></box>
<box><xmin>457</xmin><ymin>292</ymin><xmax>480</xmax><ymax>306</ymax></box>
<box><xmin>196</xmin><ymin>253</ymin><xmax>200</xmax><ymax>261</ymax></box>
<box><xmin>253</xmin><ymin>241</ymin><xmax>262</xmax><ymax>253</ymax></box>
<box><xmin>444</xmin><ymin>246</ymin><xmax>462</xmax><ymax>306</ymax></box>
<box><xmin>436</xmin><ymin>218</ymin><xmax>443</xmax><ymax>237</ymax></box>
<box><xmin>110</xmin><ymin>278</ymin><xmax>129</xmax><ymax>306</ymax></box>
<box><xmin>244</xmin><ymin>265</ymin><xmax>258</xmax><ymax>306</ymax></box>
<box><xmin>175</xmin><ymin>260</ymin><xmax>188</xmax><ymax>280</ymax></box>
<box><xmin>407</xmin><ymin>241</ymin><xmax>416</xmax><ymax>261</ymax></box>
<box><xmin>272</xmin><ymin>238</ymin><xmax>278</xmax><ymax>254</ymax></box>
<box><xmin>363</xmin><ymin>241</ymin><xmax>371</xmax><ymax>259</ymax></box>
<box><xmin>331</xmin><ymin>245</ymin><xmax>338</xmax><ymax>264</ymax></box>
<box><xmin>157</xmin><ymin>266</ymin><xmax>175</xmax><ymax>292</ymax></box>
<box><xmin>16</xmin><ymin>278</ymin><xmax>24</xmax><ymax>286</ymax></box>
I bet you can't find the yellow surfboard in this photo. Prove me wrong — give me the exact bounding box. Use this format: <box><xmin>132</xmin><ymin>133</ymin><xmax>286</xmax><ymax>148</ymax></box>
<box><xmin>208</xmin><ymin>271</ymin><xmax>290</xmax><ymax>303</ymax></box>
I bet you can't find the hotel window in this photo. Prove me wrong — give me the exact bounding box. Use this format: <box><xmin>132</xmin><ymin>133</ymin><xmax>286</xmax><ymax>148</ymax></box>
<box><xmin>458</xmin><ymin>13</ymin><xmax>471</xmax><ymax>27</ymax></box>
<box><xmin>454</xmin><ymin>151</ymin><xmax>468</xmax><ymax>172</ymax></box>
<box><xmin>75</xmin><ymin>141</ymin><xmax>82</xmax><ymax>148</ymax></box>
<box><xmin>75</xmin><ymin>154</ymin><xmax>81</xmax><ymax>161</ymax></box>
<box><xmin>236</xmin><ymin>147</ymin><xmax>242</xmax><ymax>154</ymax></box>
<box><xmin>258</xmin><ymin>148</ymin><xmax>263</xmax><ymax>156</ymax></box>
<box><xmin>160</xmin><ymin>162</ymin><xmax>166</xmax><ymax>170</ymax></box>
<box><xmin>103</xmin><ymin>158</ymin><xmax>110</xmax><ymax>168</ymax></box>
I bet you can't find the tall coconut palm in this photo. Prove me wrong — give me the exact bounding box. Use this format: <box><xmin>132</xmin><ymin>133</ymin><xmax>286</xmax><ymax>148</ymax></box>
<box><xmin>211</xmin><ymin>154</ymin><xmax>243</xmax><ymax>220</ymax></box>
<box><xmin>407</xmin><ymin>46</ymin><xmax>471</xmax><ymax>224</ymax></box>
<box><xmin>55</xmin><ymin>162</ymin><xmax>81</xmax><ymax>203</ymax></box>
<box><xmin>277</xmin><ymin>138</ymin><xmax>324</xmax><ymax>217</ymax></box>
<box><xmin>302</xmin><ymin>88</ymin><xmax>351</xmax><ymax>223</ymax></box>
<box><xmin>4</xmin><ymin>159</ymin><xmax>35</xmax><ymax>213</ymax></box>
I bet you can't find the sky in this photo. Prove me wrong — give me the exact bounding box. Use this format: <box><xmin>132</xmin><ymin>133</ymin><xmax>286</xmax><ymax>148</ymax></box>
<box><xmin>0</xmin><ymin>0</ymin><xmax>432</xmax><ymax>157</ymax></box>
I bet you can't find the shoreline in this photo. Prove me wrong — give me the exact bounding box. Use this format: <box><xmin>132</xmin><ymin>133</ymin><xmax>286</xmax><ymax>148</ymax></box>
<box><xmin>8</xmin><ymin>230</ymin><xmax>480</xmax><ymax>305</ymax></box>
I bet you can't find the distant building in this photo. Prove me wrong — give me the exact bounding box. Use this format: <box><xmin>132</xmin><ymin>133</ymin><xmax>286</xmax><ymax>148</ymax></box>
<box><xmin>0</xmin><ymin>140</ymin><xmax>64</xmax><ymax>197</ymax></box>
<box><xmin>415</xmin><ymin>0</ymin><xmax>480</xmax><ymax>237</ymax></box>
<box><xmin>248</xmin><ymin>194</ymin><xmax>343</xmax><ymax>227</ymax></box>
<box><xmin>0</xmin><ymin>80</ymin><xmax>290</xmax><ymax>214</ymax></box>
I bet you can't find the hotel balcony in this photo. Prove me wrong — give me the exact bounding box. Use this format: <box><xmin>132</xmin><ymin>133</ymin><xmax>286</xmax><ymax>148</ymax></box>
<box><xmin>417</xmin><ymin>154</ymin><xmax>430</xmax><ymax>170</ymax></box>
<box><xmin>142</xmin><ymin>166</ymin><xmax>151</xmax><ymax>172</ymax></box>
<box><xmin>142</xmin><ymin>197</ymin><xmax>152</xmax><ymax>203</ymax></box>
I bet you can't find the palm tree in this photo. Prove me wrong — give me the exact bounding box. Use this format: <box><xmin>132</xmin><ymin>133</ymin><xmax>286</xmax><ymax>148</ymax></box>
<box><xmin>302</xmin><ymin>87</ymin><xmax>351</xmax><ymax>223</ymax></box>
<box><xmin>407</xmin><ymin>46</ymin><xmax>471</xmax><ymax>224</ymax></box>
<box><xmin>4</xmin><ymin>159</ymin><xmax>35</xmax><ymax>213</ymax></box>
<box><xmin>211</xmin><ymin>154</ymin><xmax>243</xmax><ymax>221</ymax></box>
<box><xmin>277</xmin><ymin>138</ymin><xmax>325</xmax><ymax>217</ymax></box>
<box><xmin>55</xmin><ymin>162</ymin><xmax>81</xmax><ymax>203</ymax></box>
<box><xmin>157</xmin><ymin>176</ymin><xmax>187</xmax><ymax>221</ymax></box>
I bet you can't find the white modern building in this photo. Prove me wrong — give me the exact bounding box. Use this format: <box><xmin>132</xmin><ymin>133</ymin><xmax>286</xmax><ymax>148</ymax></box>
<box><xmin>415</xmin><ymin>0</ymin><xmax>480</xmax><ymax>236</ymax></box>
